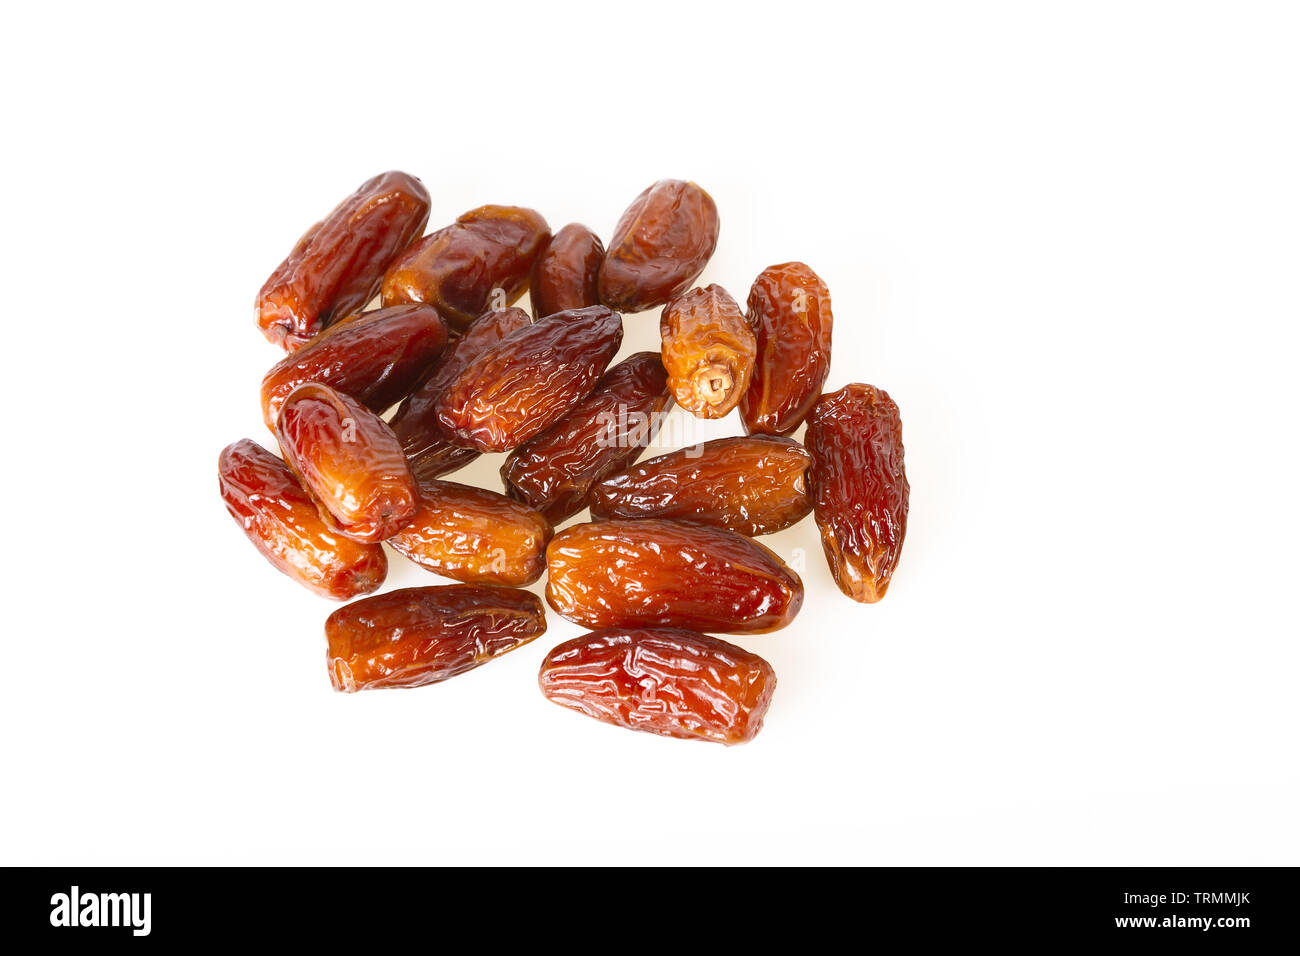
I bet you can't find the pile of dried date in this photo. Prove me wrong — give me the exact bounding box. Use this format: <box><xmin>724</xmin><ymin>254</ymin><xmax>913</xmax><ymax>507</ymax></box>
<box><xmin>219</xmin><ymin>172</ymin><xmax>909</xmax><ymax>745</ymax></box>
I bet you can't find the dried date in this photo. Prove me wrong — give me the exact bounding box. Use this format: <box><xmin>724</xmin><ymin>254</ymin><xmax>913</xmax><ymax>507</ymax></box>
<box><xmin>538</xmin><ymin>628</ymin><xmax>777</xmax><ymax>745</ymax></box>
<box><xmin>218</xmin><ymin>439</ymin><xmax>387</xmax><ymax>599</ymax></box>
<box><xmin>274</xmin><ymin>383</ymin><xmax>417</xmax><ymax>543</ymax></box>
<box><xmin>389</xmin><ymin>307</ymin><xmax>533</xmax><ymax>480</ymax></box>
<box><xmin>387</xmin><ymin>480</ymin><xmax>552</xmax><ymax>587</ymax></box>
<box><xmin>259</xmin><ymin>303</ymin><xmax>448</xmax><ymax>430</ymax></box>
<box><xmin>589</xmin><ymin>435</ymin><xmax>811</xmax><ymax>536</ymax></box>
<box><xmin>326</xmin><ymin>585</ymin><xmax>546</xmax><ymax>692</ymax></box>
<box><xmin>500</xmin><ymin>351</ymin><xmax>672</xmax><ymax>523</ymax></box>
<box><xmin>529</xmin><ymin>223</ymin><xmax>604</xmax><ymax>318</ymax></box>
<box><xmin>381</xmin><ymin>205</ymin><xmax>550</xmax><ymax>332</ymax></box>
<box><xmin>741</xmin><ymin>262</ymin><xmax>834</xmax><ymax>436</ymax></box>
<box><xmin>598</xmin><ymin>180</ymin><xmax>720</xmax><ymax>313</ymax></box>
<box><xmin>545</xmin><ymin>518</ymin><xmax>803</xmax><ymax>633</ymax></box>
<box><xmin>435</xmin><ymin>305</ymin><xmax>623</xmax><ymax>453</ymax></box>
<box><xmin>256</xmin><ymin>171</ymin><xmax>430</xmax><ymax>351</ymax></box>
<box><xmin>659</xmin><ymin>284</ymin><xmax>755</xmax><ymax>419</ymax></box>
<box><xmin>805</xmin><ymin>383</ymin><xmax>909</xmax><ymax>603</ymax></box>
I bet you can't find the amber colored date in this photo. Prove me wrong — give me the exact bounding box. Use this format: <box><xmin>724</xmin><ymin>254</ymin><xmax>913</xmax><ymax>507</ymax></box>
<box><xmin>436</xmin><ymin>305</ymin><xmax>623</xmax><ymax>453</ymax></box>
<box><xmin>389</xmin><ymin>307</ymin><xmax>533</xmax><ymax>481</ymax></box>
<box><xmin>500</xmin><ymin>352</ymin><xmax>672</xmax><ymax>524</ymax></box>
<box><xmin>538</xmin><ymin>628</ymin><xmax>777</xmax><ymax>745</ymax></box>
<box><xmin>326</xmin><ymin>585</ymin><xmax>546</xmax><ymax>692</ymax></box>
<box><xmin>741</xmin><ymin>262</ymin><xmax>834</xmax><ymax>436</ymax></box>
<box><xmin>805</xmin><ymin>384</ymin><xmax>909</xmax><ymax>603</ymax></box>
<box><xmin>387</xmin><ymin>480</ymin><xmax>552</xmax><ymax>587</ymax></box>
<box><xmin>259</xmin><ymin>303</ymin><xmax>448</xmax><ymax>430</ymax></box>
<box><xmin>274</xmin><ymin>383</ymin><xmax>417</xmax><ymax>543</ymax></box>
<box><xmin>659</xmin><ymin>284</ymin><xmax>755</xmax><ymax>419</ymax></box>
<box><xmin>598</xmin><ymin>180</ymin><xmax>720</xmax><ymax>313</ymax></box>
<box><xmin>381</xmin><ymin>205</ymin><xmax>550</xmax><ymax>332</ymax></box>
<box><xmin>545</xmin><ymin>519</ymin><xmax>802</xmax><ymax>633</ymax></box>
<box><xmin>529</xmin><ymin>223</ymin><xmax>604</xmax><ymax>319</ymax></box>
<box><xmin>218</xmin><ymin>439</ymin><xmax>387</xmax><ymax>599</ymax></box>
<box><xmin>256</xmin><ymin>171</ymin><xmax>430</xmax><ymax>351</ymax></box>
<box><xmin>589</xmin><ymin>435</ymin><xmax>811</xmax><ymax>536</ymax></box>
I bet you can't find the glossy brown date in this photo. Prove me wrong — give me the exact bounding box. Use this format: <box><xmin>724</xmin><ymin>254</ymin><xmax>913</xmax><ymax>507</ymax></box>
<box><xmin>545</xmin><ymin>519</ymin><xmax>802</xmax><ymax>633</ymax></box>
<box><xmin>741</xmin><ymin>262</ymin><xmax>834</xmax><ymax>436</ymax></box>
<box><xmin>589</xmin><ymin>435</ymin><xmax>811</xmax><ymax>536</ymax></box>
<box><xmin>389</xmin><ymin>307</ymin><xmax>533</xmax><ymax>481</ymax></box>
<box><xmin>598</xmin><ymin>180</ymin><xmax>720</xmax><ymax>313</ymax></box>
<box><xmin>256</xmin><ymin>171</ymin><xmax>430</xmax><ymax>351</ymax></box>
<box><xmin>274</xmin><ymin>383</ymin><xmax>417</xmax><ymax>543</ymax></box>
<box><xmin>805</xmin><ymin>384</ymin><xmax>909</xmax><ymax>603</ymax></box>
<box><xmin>659</xmin><ymin>284</ymin><xmax>755</xmax><ymax>419</ymax></box>
<box><xmin>259</xmin><ymin>303</ymin><xmax>448</xmax><ymax>430</ymax></box>
<box><xmin>218</xmin><ymin>439</ymin><xmax>387</xmax><ymax>599</ymax></box>
<box><xmin>538</xmin><ymin>628</ymin><xmax>777</xmax><ymax>745</ymax></box>
<box><xmin>529</xmin><ymin>223</ymin><xmax>604</xmax><ymax>318</ymax></box>
<box><xmin>326</xmin><ymin>585</ymin><xmax>546</xmax><ymax>692</ymax></box>
<box><xmin>381</xmin><ymin>205</ymin><xmax>550</xmax><ymax>332</ymax></box>
<box><xmin>435</xmin><ymin>305</ymin><xmax>623</xmax><ymax>453</ymax></box>
<box><xmin>387</xmin><ymin>480</ymin><xmax>552</xmax><ymax>587</ymax></box>
<box><xmin>500</xmin><ymin>351</ymin><xmax>672</xmax><ymax>524</ymax></box>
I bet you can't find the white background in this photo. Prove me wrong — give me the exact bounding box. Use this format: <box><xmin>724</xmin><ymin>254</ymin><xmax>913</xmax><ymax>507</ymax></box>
<box><xmin>2</xmin><ymin>1</ymin><xmax>1296</xmax><ymax>865</ymax></box>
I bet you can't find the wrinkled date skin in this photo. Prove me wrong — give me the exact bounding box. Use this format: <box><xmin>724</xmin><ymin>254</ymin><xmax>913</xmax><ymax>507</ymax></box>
<box><xmin>529</xmin><ymin>223</ymin><xmax>604</xmax><ymax>319</ymax></box>
<box><xmin>274</xmin><ymin>383</ymin><xmax>417</xmax><ymax>543</ymax></box>
<box><xmin>387</xmin><ymin>480</ymin><xmax>552</xmax><ymax>587</ymax></box>
<box><xmin>538</xmin><ymin>628</ymin><xmax>777</xmax><ymax>745</ymax></box>
<box><xmin>218</xmin><ymin>439</ymin><xmax>387</xmax><ymax>599</ymax></box>
<box><xmin>436</xmin><ymin>305</ymin><xmax>623</xmax><ymax>453</ymax></box>
<box><xmin>741</xmin><ymin>262</ymin><xmax>834</xmax><ymax>436</ymax></box>
<box><xmin>259</xmin><ymin>303</ymin><xmax>448</xmax><ymax>430</ymax></box>
<box><xmin>545</xmin><ymin>519</ymin><xmax>803</xmax><ymax>634</ymax></box>
<box><xmin>598</xmin><ymin>180</ymin><xmax>720</xmax><ymax>313</ymax></box>
<box><xmin>589</xmin><ymin>435</ymin><xmax>812</xmax><ymax>536</ymax></box>
<box><xmin>806</xmin><ymin>384</ymin><xmax>909</xmax><ymax>603</ymax></box>
<box><xmin>500</xmin><ymin>351</ymin><xmax>673</xmax><ymax>524</ymax></box>
<box><xmin>659</xmin><ymin>284</ymin><xmax>755</xmax><ymax>419</ymax></box>
<box><xmin>389</xmin><ymin>307</ymin><xmax>533</xmax><ymax>481</ymax></box>
<box><xmin>381</xmin><ymin>205</ymin><xmax>550</xmax><ymax>332</ymax></box>
<box><xmin>326</xmin><ymin>585</ymin><xmax>546</xmax><ymax>692</ymax></box>
<box><xmin>257</xmin><ymin>171</ymin><xmax>431</xmax><ymax>351</ymax></box>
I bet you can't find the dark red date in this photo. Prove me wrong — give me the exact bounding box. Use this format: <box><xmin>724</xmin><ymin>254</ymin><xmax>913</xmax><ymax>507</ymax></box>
<box><xmin>529</xmin><ymin>223</ymin><xmax>604</xmax><ymax>318</ymax></box>
<box><xmin>259</xmin><ymin>303</ymin><xmax>448</xmax><ymax>430</ymax></box>
<box><xmin>598</xmin><ymin>180</ymin><xmax>720</xmax><ymax>313</ymax></box>
<box><xmin>500</xmin><ymin>351</ymin><xmax>673</xmax><ymax>523</ymax></box>
<box><xmin>381</xmin><ymin>205</ymin><xmax>550</xmax><ymax>332</ymax></box>
<box><xmin>256</xmin><ymin>171</ymin><xmax>430</xmax><ymax>351</ymax></box>
<box><xmin>741</xmin><ymin>262</ymin><xmax>833</xmax><ymax>436</ymax></box>
<box><xmin>326</xmin><ymin>585</ymin><xmax>546</xmax><ymax>692</ymax></box>
<box><xmin>435</xmin><ymin>305</ymin><xmax>623</xmax><ymax>453</ymax></box>
<box><xmin>389</xmin><ymin>307</ymin><xmax>533</xmax><ymax>481</ymax></box>
<box><xmin>538</xmin><ymin>628</ymin><xmax>777</xmax><ymax>745</ymax></box>
<box><xmin>589</xmin><ymin>435</ymin><xmax>812</xmax><ymax>536</ymax></box>
<box><xmin>805</xmin><ymin>383</ymin><xmax>909</xmax><ymax>603</ymax></box>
